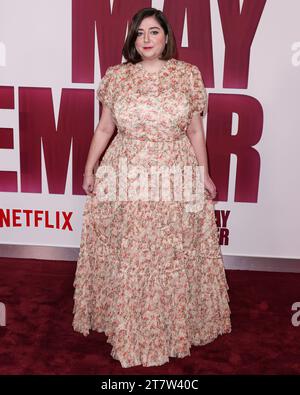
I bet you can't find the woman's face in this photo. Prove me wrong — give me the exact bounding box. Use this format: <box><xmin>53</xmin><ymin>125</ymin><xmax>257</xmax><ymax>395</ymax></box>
<box><xmin>135</xmin><ymin>16</ymin><xmax>167</xmax><ymax>61</ymax></box>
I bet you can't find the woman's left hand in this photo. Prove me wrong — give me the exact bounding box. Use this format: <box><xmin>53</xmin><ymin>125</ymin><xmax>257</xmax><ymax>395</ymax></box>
<box><xmin>204</xmin><ymin>174</ymin><xmax>217</xmax><ymax>200</ymax></box>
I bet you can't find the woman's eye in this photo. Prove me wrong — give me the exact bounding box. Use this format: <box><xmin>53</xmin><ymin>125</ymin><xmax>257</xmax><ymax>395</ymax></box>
<box><xmin>137</xmin><ymin>31</ymin><xmax>159</xmax><ymax>36</ymax></box>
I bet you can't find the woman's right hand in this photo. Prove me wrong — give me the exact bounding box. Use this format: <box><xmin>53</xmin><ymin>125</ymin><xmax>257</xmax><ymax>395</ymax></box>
<box><xmin>82</xmin><ymin>174</ymin><xmax>96</xmax><ymax>196</ymax></box>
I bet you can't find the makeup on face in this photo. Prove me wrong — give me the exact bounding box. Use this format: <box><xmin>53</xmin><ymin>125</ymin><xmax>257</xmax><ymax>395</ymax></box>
<box><xmin>135</xmin><ymin>17</ymin><xmax>166</xmax><ymax>59</ymax></box>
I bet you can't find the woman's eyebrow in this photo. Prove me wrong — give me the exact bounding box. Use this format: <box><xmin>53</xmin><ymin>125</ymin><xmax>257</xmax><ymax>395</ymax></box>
<box><xmin>137</xmin><ymin>26</ymin><xmax>161</xmax><ymax>31</ymax></box>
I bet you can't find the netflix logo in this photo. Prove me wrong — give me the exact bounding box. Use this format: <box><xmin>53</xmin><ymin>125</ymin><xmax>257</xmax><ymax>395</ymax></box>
<box><xmin>0</xmin><ymin>208</ymin><xmax>73</xmax><ymax>231</ymax></box>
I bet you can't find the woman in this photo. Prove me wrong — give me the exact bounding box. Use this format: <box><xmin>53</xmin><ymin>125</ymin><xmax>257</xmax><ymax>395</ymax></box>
<box><xmin>73</xmin><ymin>7</ymin><xmax>231</xmax><ymax>368</ymax></box>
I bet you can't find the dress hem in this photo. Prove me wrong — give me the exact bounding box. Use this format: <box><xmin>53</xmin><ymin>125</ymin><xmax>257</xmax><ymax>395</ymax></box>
<box><xmin>72</xmin><ymin>322</ymin><xmax>232</xmax><ymax>368</ymax></box>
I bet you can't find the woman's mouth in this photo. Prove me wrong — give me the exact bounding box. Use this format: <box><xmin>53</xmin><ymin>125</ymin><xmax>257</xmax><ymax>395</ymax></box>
<box><xmin>143</xmin><ymin>47</ymin><xmax>153</xmax><ymax>50</ymax></box>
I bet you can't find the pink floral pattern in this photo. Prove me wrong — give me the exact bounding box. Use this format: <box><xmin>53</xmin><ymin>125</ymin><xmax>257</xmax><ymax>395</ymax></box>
<box><xmin>72</xmin><ymin>58</ymin><xmax>231</xmax><ymax>368</ymax></box>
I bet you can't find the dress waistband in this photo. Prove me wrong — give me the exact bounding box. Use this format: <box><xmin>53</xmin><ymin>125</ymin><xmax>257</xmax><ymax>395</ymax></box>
<box><xmin>118</xmin><ymin>132</ymin><xmax>186</xmax><ymax>142</ymax></box>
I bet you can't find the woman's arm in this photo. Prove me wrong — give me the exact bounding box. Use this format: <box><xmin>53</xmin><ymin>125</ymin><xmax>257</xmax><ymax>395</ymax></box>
<box><xmin>186</xmin><ymin>113</ymin><xmax>209</xmax><ymax>174</ymax></box>
<box><xmin>83</xmin><ymin>104</ymin><xmax>116</xmax><ymax>196</ymax></box>
<box><xmin>84</xmin><ymin>104</ymin><xmax>116</xmax><ymax>175</ymax></box>
<box><xmin>186</xmin><ymin>113</ymin><xmax>217</xmax><ymax>199</ymax></box>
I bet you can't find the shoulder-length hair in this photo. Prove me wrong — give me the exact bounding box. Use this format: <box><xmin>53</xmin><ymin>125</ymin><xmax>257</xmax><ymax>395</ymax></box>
<box><xmin>122</xmin><ymin>7</ymin><xmax>177</xmax><ymax>64</ymax></box>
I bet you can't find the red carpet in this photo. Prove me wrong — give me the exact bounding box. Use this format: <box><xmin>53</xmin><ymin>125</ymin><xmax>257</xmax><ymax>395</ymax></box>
<box><xmin>0</xmin><ymin>257</ymin><xmax>299</xmax><ymax>374</ymax></box>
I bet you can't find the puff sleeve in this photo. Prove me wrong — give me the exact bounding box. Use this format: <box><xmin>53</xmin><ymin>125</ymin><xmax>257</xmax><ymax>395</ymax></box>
<box><xmin>96</xmin><ymin>66</ymin><xmax>115</xmax><ymax>110</ymax></box>
<box><xmin>190</xmin><ymin>65</ymin><xmax>208</xmax><ymax>117</ymax></box>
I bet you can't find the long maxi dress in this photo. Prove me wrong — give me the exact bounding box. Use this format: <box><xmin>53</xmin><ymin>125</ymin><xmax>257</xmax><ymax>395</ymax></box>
<box><xmin>72</xmin><ymin>57</ymin><xmax>231</xmax><ymax>368</ymax></box>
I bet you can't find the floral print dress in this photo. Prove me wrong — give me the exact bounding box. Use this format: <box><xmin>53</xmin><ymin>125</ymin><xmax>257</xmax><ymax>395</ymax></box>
<box><xmin>72</xmin><ymin>58</ymin><xmax>231</xmax><ymax>368</ymax></box>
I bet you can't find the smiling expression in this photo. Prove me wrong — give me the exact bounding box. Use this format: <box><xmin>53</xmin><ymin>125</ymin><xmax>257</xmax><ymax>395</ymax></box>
<box><xmin>135</xmin><ymin>16</ymin><xmax>167</xmax><ymax>60</ymax></box>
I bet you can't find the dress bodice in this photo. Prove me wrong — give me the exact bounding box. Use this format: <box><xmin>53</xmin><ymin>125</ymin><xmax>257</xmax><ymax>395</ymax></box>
<box><xmin>96</xmin><ymin>58</ymin><xmax>207</xmax><ymax>143</ymax></box>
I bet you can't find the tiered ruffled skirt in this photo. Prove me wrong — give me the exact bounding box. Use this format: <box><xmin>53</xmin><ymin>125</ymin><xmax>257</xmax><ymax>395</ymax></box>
<box><xmin>73</xmin><ymin>133</ymin><xmax>231</xmax><ymax>368</ymax></box>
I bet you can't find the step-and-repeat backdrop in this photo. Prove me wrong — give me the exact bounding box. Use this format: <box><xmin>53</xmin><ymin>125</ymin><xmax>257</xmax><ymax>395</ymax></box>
<box><xmin>1</xmin><ymin>0</ymin><xmax>300</xmax><ymax>259</ymax></box>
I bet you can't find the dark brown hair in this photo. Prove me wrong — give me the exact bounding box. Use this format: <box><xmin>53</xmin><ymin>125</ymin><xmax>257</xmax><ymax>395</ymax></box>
<box><xmin>122</xmin><ymin>7</ymin><xmax>177</xmax><ymax>64</ymax></box>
